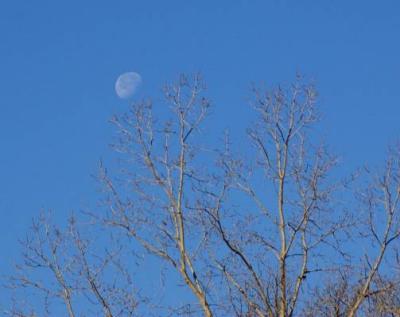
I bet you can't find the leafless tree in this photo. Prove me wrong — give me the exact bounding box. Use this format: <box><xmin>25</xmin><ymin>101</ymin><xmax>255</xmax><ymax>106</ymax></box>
<box><xmin>4</xmin><ymin>214</ymin><xmax>141</xmax><ymax>317</ymax></box>
<box><xmin>304</xmin><ymin>144</ymin><xmax>400</xmax><ymax>317</ymax></box>
<box><xmin>4</xmin><ymin>74</ymin><xmax>400</xmax><ymax>317</ymax></box>
<box><xmin>203</xmin><ymin>78</ymin><xmax>354</xmax><ymax>317</ymax></box>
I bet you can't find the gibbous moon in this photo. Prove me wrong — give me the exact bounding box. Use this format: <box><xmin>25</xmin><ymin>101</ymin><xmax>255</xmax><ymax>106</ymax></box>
<box><xmin>115</xmin><ymin>72</ymin><xmax>142</xmax><ymax>99</ymax></box>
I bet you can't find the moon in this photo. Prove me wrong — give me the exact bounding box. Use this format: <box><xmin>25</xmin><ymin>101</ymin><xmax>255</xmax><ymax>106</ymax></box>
<box><xmin>115</xmin><ymin>72</ymin><xmax>142</xmax><ymax>99</ymax></box>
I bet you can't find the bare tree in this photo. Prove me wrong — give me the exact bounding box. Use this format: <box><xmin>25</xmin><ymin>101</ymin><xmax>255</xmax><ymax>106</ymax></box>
<box><xmin>203</xmin><ymin>78</ymin><xmax>354</xmax><ymax>317</ymax></box>
<box><xmin>4</xmin><ymin>214</ymin><xmax>141</xmax><ymax>317</ymax></box>
<box><xmin>304</xmin><ymin>144</ymin><xmax>400</xmax><ymax>317</ymax></box>
<box><xmin>4</xmin><ymin>74</ymin><xmax>400</xmax><ymax>317</ymax></box>
<box><xmin>99</xmin><ymin>74</ymin><xmax>215</xmax><ymax>316</ymax></box>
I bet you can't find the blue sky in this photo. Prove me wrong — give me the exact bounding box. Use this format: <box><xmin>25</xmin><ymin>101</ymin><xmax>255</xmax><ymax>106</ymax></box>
<box><xmin>1</xmin><ymin>0</ymin><xmax>400</xmax><ymax>303</ymax></box>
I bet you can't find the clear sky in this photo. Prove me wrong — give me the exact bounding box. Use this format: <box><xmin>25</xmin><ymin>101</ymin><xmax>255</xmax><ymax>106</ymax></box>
<box><xmin>1</xmin><ymin>0</ymin><xmax>400</xmax><ymax>303</ymax></box>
